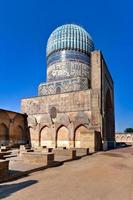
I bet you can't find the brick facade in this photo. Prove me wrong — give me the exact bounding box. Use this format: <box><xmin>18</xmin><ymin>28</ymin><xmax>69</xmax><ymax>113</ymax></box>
<box><xmin>21</xmin><ymin>50</ymin><xmax>115</xmax><ymax>151</ymax></box>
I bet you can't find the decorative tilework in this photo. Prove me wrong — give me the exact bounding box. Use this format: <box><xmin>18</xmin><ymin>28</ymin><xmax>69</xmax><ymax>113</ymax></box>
<box><xmin>38</xmin><ymin>77</ymin><xmax>89</xmax><ymax>96</ymax></box>
<box><xmin>47</xmin><ymin>50</ymin><xmax>90</xmax><ymax>66</ymax></box>
<box><xmin>38</xmin><ymin>24</ymin><xmax>93</xmax><ymax>96</ymax></box>
<box><xmin>47</xmin><ymin>61</ymin><xmax>90</xmax><ymax>81</ymax></box>
<box><xmin>47</xmin><ymin>24</ymin><xmax>94</xmax><ymax>57</ymax></box>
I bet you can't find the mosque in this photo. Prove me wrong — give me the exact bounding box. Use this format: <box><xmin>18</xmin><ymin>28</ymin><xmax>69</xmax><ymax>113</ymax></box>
<box><xmin>0</xmin><ymin>24</ymin><xmax>116</xmax><ymax>151</ymax></box>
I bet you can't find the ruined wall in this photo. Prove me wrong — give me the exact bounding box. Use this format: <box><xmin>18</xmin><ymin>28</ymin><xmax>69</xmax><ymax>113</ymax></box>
<box><xmin>115</xmin><ymin>133</ymin><xmax>133</xmax><ymax>144</ymax></box>
<box><xmin>0</xmin><ymin>109</ymin><xmax>28</xmax><ymax>147</ymax></box>
<box><xmin>21</xmin><ymin>90</ymin><xmax>93</xmax><ymax>148</ymax></box>
<box><xmin>91</xmin><ymin>50</ymin><xmax>115</xmax><ymax>149</ymax></box>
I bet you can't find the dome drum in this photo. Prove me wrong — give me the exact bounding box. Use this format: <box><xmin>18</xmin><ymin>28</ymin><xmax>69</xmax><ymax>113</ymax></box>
<box><xmin>38</xmin><ymin>24</ymin><xmax>94</xmax><ymax>96</ymax></box>
<box><xmin>47</xmin><ymin>50</ymin><xmax>90</xmax><ymax>67</ymax></box>
<box><xmin>47</xmin><ymin>60</ymin><xmax>91</xmax><ymax>82</ymax></box>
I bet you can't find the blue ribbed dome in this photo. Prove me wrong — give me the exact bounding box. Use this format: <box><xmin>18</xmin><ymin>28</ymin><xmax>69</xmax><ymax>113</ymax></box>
<box><xmin>46</xmin><ymin>24</ymin><xmax>94</xmax><ymax>57</ymax></box>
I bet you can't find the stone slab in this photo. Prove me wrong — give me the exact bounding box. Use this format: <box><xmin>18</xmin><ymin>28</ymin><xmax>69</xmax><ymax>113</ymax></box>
<box><xmin>71</xmin><ymin>148</ymin><xmax>89</xmax><ymax>156</ymax></box>
<box><xmin>21</xmin><ymin>152</ymin><xmax>54</xmax><ymax>165</ymax></box>
<box><xmin>53</xmin><ymin>149</ymin><xmax>76</xmax><ymax>159</ymax></box>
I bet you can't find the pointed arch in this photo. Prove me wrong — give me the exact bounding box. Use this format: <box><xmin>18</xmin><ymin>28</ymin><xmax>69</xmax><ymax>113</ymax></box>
<box><xmin>39</xmin><ymin>125</ymin><xmax>52</xmax><ymax>147</ymax></box>
<box><xmin>115</xmin><ymin>135</ymin><xmax>120</xmax><ymax>142</ymax></box>
<box><xmin>0</xmin><ymin>110</ymin><xmax>10</xmax><ymax>127</ymax></box>
<box><xmin>74</xmin><ymin>124</ymin><xmax>89</xmax><ymax>148</ymax></box>
<box><xmin>0</xmin><ymin>123</ymin><xmax>9</xmax><ymax>145</ymax></box>
<box><xmin>121</xmin><ymin>136</ymin><xmax>125</xmax><ymax>143</ymax></box>
<box><xmin>126</xmin><ymin>136</ymin><xmax>131</xmax><ymax>143</ymax></box>
<box><xmin>56</xmin><ymin>125</ymin><xmax>69</xmax><ymax>148</ymax></box>
<box><xmin>12</xmin><ymin>125</ymin><xmax>24</xmax><ymax>144</ymax></box>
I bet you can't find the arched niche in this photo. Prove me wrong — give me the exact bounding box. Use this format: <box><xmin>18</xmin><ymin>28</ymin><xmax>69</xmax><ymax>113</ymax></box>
<box><xmin>121</xmin><ymin>136</ymin><xmax>125</xmax><ymax>143</ymax></box>
<box><xmin>0</xmin><ymin>123</ymin><xmax>9</xmax><ymax>146</ymax></box>
<box><xmin>13</xmin><ymin>114</ymin><xmax>24</xmax><ymax>127</ymax></box>
<box><xmin>126</xmin><ymin>136</ymin><xmax>131</xmax><ymax>143</ymax></box>
<box><xmin>116</xmin><ymin>135</ymin><xmax>121</xmax><ymax>142</ymax></box>
<box><xmin>13</xmin><ymin>126</ymin><xmax>24</xmax><ymax>144</ymax></box>
<box><xmin>104</xmin><ymin>89</ymin><xmax>114</xmax><ymax>141</ymax></box>
<box><xmin>40</xmin><ymin>126</ymin><xmax>52</xmax><ymax>147</ymax></box>
<box><xmin>56</xmin><ymin>126</ymin><xmax>69</xmax><ymax>148</ymax></box>
<box><xmin>56</xmin><ymin>86</ymin><xmax>61</xmax><ymax>94</ymax></box>
<box><xmin>74</xmin><ymin>125</ymin><xmax>89</xmax><ymax>148</ymax></box>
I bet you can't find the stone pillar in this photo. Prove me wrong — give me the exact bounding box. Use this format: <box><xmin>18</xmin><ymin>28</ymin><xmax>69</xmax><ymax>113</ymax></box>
<box><xmin>90</xmin><ymin>51</ymin><xmax>102</xmax><ymax>133</ymax></box>
<box><xmin>51</xmin><ymin>124</ymin><xmax>56</xmax><ymax>148</ymax></box>
<box><xmin>9</xmin><ymin>119</ymin><xmax>13</xmax><ymax>146</ymax></box>
<box><xmin>31</xmin><ymin>125</ymin><xmax>39</xmax><ymax>148</ymax></box>
<box><xmin>69</xmin><ymin>122</ymin><xmax>74</xmax><ymax>148</ymax></box>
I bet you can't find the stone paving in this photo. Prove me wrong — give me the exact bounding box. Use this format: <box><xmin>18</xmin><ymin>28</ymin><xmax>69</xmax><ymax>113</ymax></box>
<box><xmin>0</xmin><ymin>146</ymin><xmax>133</xmax><ymax>200</ymax></box>
<box><xmin>0</xmin><ymin>148</ymin><xmax>88</xmax><ymax>183</ymax></box>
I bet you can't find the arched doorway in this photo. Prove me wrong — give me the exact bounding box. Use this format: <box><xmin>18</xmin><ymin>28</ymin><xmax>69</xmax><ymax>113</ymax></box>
<box><xmin>105</xmin><ymin>90</ymin><xmax>114</xmax><ymax>142</ymax></box>
<box><xmin>0</xmin><ymin>123</ymin><xmax>9</xmax><ymax>146</ymax></box>
<box><xmin>40</xmin><ymin>126</ymin><xmax>52</xmax><ymax>147</ymax></box>
<box><xmin>126</xmin><ymin>136</ymin><xmax>131</xmax><ymax>143</ymax></box>
<box><xmin>56</xmin><ymin>126</ymin><xmax>69</xmax><ymax>148</ymax></box>
<box><xmin>56</xmin><ymin>87</ymin><xmax>61</xmax><ymax>94</ymax></box>
<box><xmin>121</xmin><ymin>136</ymin><xmax>125</xmax><ymax>143</ymax></box>
<box><xmin>74</xmin><ymin>125</ymin><xmax>89</xmax><ymax>148</ymax></box>
<box><xmin>116</xmin><ymin>135</ymin><xmax>121</xmax><ymax>143</ymax></box>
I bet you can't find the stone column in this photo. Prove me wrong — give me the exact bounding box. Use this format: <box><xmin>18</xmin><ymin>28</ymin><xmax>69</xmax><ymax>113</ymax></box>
<box><xmin>69</xmin><ymin>122</ymin><xmax>74</xmax><ymax>148</ymax></box>
<box><xmin>9</xmin><ymin>119</ymin><xmax>14</xmax><ymax>146</ymax></box>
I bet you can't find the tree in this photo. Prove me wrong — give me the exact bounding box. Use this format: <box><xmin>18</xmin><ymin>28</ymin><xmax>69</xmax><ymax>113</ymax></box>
<box><xmin>124</xmin><ymin>128</ymin><xmax>133</xmax><ymax>133</ymax></box>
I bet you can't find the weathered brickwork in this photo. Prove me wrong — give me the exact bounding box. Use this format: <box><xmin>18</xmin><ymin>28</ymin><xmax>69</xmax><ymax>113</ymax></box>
<box><xmin>115</xmin><ymin>133</ymin><xmax>133</xmax><ymax>144</ymax></box>
<box><xmin>0</xmin><ymin>109</ymin><xmax>28</xmax><ymax>147</ymax></box>
<box><xmin>22</xmin><ymin>90</ymin><xmax>91</xmax><ymax>115</ymax></box>
<box><xmin>39</xmin><ymin>77</ymin><xmax>89</xmax><ymax>96</ymax></box>
<box><xmin>21</xmin><ymin>50</ymin><xmax>115</xmax><ymax>151</ymax></box>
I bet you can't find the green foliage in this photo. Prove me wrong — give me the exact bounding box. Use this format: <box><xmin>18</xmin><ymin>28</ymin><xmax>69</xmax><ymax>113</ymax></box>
<box><xmin>124</xmin><ymin>128</ymin><xmax>133</xmax><ymax>133</ymax></box>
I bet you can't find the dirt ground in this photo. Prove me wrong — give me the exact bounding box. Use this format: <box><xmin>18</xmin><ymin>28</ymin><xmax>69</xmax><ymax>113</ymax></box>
<box><xmin>0</xmin><ymin>147</ymin><xmax>133</xmax><ymax>200</ymax></box>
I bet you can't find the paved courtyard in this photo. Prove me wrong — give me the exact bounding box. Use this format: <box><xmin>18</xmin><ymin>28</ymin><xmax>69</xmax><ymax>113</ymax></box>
<box><xmin>0</xmin><ymin>147</ymin><xmax>133</xmax><ymax>200</ymax></box>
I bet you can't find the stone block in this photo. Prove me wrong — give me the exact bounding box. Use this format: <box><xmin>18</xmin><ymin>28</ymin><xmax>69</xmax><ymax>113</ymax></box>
<box><xmin>53</xmin><ymin>149</ymin><xmax>76</xmax><ymax>159</ymax></box>
<box><xmin>19</xmin><ymin>149</ymin><xmax>34</xmax><ymax>156</ymax></box>
<box><xmin>20</xmin><ymin>145</ymin><xmax>30</xmax><ymax>150</ymax></box>
<box><xmin>41</xmin><ymin>147</ymin><xmax>53</xmax><ymax>153</ymax></box>
<box><xmin>71</xmin><ymin>148</ymin><xmax>89</xmax><ymax>156</ymax></box>
<box><xmin>0</xmin><ymin>152</ymin><xmax>11</xmax><ymax>159</ymax></box>
<box><xmin>21</xmin><ymin>152</ymin><xmax>54</xmax><ymax>165</ymax></box>
<box><xmin>47</xmin><ymin>148</ymin><xmax>53</xmax><ymax>152</ymax></box>
<box><xmin>0</xmin><ymin>146</ymin><xmax>10</xmax><ymax>152</ymax></box>
<box><xmin>0</xmin><ymin>160</ymin><xmax>9</xmax><ymax>177</ymax></box>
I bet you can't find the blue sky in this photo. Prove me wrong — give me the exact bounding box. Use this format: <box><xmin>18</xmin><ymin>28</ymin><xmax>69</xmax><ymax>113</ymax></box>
<box><xmin>0</xmin><ymin>0</ymin><xmax>132</xmax><ymax>131</ymax></box>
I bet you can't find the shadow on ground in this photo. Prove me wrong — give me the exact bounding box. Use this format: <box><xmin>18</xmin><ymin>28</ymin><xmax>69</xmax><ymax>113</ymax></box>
<box><xmin>115</xmin><ymin>142</ymin><xmax>132</xmax><ymax>149</ymax></box>
<box><xmin>0</xmin><ymin>180</ymin><xmax>38</xmax><ymax>199</ymax></box>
